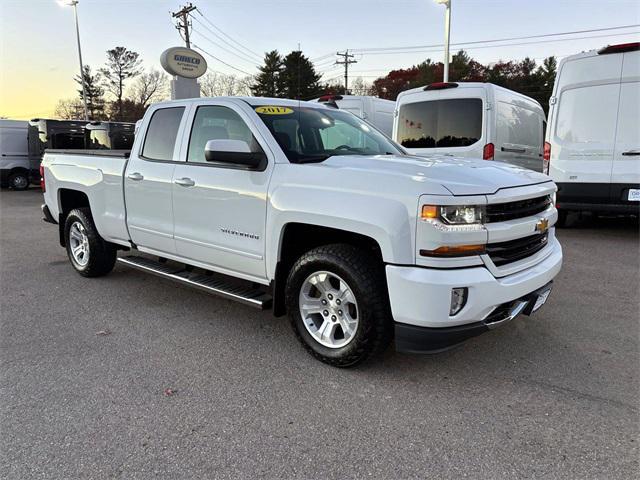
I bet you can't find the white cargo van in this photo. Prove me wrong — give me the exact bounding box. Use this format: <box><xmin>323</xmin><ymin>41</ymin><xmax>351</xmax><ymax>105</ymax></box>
<box><xmin>314</xmin><ymin>95</ymin><xmax>395</xmax><ymax>136</ymax></box>
<box><xmin>394</xmin><ymin>82</ymin><xmax>546</xmax><ymax>171</ymax></box>
<box><xmin>0</xmin><ymin>119</ymin><xmax>33</xmax><ymax>190</ymax></box>
<box><xmin>545</xmin><ymin>43</ymin><xmax>640</xmax><ymax>223</ymax></box>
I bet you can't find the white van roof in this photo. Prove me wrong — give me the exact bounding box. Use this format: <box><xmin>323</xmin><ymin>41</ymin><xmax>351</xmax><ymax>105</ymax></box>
<box><xmin>397</xmin><ymin>82</ymin><xmax>540</xmax><ymax>105</ymax></box>
<box><xmin>555</xmin><ymin>42</ymin><xmax>639</xmax><ymax>87</ymax></box>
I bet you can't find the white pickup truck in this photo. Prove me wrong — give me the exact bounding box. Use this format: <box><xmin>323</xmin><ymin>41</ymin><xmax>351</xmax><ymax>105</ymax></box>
<box><xmin>41</xmin><ymin>97</ymin><xmax>562</xmax><ymax>367</ymax></box>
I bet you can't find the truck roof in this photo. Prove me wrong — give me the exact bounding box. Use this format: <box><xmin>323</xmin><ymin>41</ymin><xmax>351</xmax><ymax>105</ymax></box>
<box><xmin>152</xmin><ymin>96</ymin><xmax>331</xmax><ymax>110</ymax></box>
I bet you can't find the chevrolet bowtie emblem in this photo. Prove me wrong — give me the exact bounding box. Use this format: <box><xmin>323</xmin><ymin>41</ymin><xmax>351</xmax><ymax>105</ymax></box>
<box><xmin>535</xmin><ymin>218</ymin><xmax>549</xmax><ymax>233</ymax></box>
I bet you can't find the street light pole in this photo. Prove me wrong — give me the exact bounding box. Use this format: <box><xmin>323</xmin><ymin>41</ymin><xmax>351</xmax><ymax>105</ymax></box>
<box><xmin>435</xmin><ymin>0</ymin><xmax>452</xmax><ymax>82</ymax></box>
<box><xmin>60</xmin><ymin>0</ymin><xmax>89</xmax><ymax>120</ymax></box>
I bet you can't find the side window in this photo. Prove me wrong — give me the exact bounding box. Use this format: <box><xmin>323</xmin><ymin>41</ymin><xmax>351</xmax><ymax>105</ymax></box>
<box><xmin>187</xmin><ymin>105</ymin><xmax>259</xmax><ymax>163</ymax></box>
<box><xmin>496</xmin><ymin>102</ymin><xmax>542</xmax><ymax>148</ymax></box>
<box><xmin>555</xmin><ymin>85</ymin><xmax>618</xmax><ymax>144</ymax></box>
<box><xmin>141</xmin><ymin>107</ymin><xmax>185</xmax><ymax>161</ymax></box>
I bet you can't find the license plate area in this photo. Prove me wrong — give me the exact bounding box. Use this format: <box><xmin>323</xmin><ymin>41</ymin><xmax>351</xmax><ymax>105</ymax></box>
<box><xmin>628</xmin><ymin>189</ymin><xmax>640</xmax><ymax>201</ymax></box>
<box><xmin>522</xmin><ymin>282</ymin><xmax>553</xmax><ymax>316</ymax></box>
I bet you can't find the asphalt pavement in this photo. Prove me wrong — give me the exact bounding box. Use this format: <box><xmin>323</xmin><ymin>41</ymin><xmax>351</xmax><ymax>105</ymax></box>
<box><xmin>1</xmin><ymin>188</ymin><xmax>638</xmax><ymax>479</ymax></box>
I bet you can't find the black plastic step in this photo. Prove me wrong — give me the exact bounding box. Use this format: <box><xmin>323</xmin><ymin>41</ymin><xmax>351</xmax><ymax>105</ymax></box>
<box><xmin>117</xmin><ymin>256</ymin><xmax>272</xmax><ymax>309</ymax></box>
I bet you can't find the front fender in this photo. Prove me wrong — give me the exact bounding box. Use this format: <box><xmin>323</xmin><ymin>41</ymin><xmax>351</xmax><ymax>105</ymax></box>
<box><xmin>266</xmin><ymin>183</ymin><xmax>416</xmax><ymax>279</ymax></box>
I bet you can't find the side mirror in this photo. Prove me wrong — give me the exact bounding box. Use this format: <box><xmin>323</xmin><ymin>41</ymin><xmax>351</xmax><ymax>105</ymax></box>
<box><xmin>204</xmin><ymin>139</ymin><xmax>267</xmax><ymax>170</ymax></box>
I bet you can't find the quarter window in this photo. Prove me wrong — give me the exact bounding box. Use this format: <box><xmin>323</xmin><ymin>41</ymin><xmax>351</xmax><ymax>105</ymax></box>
<box><xmin>142</xmin><ymin>107</ymin><xmax>185</xmax><ymax>161</ymax></box>
<box><xmin>397</xmin><ymin>98</ymin><xmax>482</xmax><ymax>148</ymax></box>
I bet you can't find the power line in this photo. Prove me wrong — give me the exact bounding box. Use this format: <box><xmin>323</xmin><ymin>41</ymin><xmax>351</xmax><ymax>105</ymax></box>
<box><xmin>359</xmin><ymin>30</ymin><xmax>639</xmax><ymax>56</ymax></box>
<box><xmin>191</xmin><ymin>16</ymin><xmax>261</xmax><ymax>65</ymax></box>
<box><xmin>351</xmin><ymin>24</ymin><xmax>640</xmax><ymax>53</ymax></box>
<box><xmin>191</xmin><ymin>26</ymin><xmax>259</xmax><ymax>68</ymax></box>
<box><xmin>194</xmin><ymin>8</ymin><xmax>263</xmax><ymax>60</ymax></box>
<box><xmin>192</xmin><ymin>44</ymin><xmax>253</xmax><ymax>76</ymax></box>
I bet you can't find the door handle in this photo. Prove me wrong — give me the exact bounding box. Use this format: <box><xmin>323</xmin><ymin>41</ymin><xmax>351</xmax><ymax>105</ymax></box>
<box><xmin>501</xmin><ymin>147</ymin><xmax>526</xmax><ymax>154</ymax></box>
<box><xmin>622</xmin><ymin>150</ymin><xmax>640</xmax><ymax>156</ymax></box>
<box><xmin>174</xmin><ymin>177</ymin><xmax>195</xmax><ymax>187</ymax></box>
<box><xmin>127</xmin><ymin>172</ymin><xmax>144</xmax><ymax>181</ymax></box>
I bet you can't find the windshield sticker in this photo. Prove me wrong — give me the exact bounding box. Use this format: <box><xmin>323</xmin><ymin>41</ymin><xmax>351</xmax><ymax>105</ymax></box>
<box><xmin>255</xmin><ymin>106</ymin><xmax>294</xmax><ymax>115</ymax></box>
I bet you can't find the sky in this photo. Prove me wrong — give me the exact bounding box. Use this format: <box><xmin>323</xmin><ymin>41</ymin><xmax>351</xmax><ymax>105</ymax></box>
<box><xmin>1</xmin><ymin>0</ymin><xmax>639</xmax><ymax>119</ymax></box>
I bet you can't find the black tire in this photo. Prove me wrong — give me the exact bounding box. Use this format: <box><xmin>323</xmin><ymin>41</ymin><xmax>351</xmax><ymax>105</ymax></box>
<box><xmin>8</xmin><ymin>171</ymin><xmax>29</xmax><ymax>190</ymax></box>
<box><xmin>64</xmin><ymin>208</ymin><xmax>116</xmax><ymax>277</ymax></box>
<box><xmin>556</xmin><ymin>210</ymin><xmax>568</xmax><ymax>228</ymax></box>
<box><xmin>285</xmin><ymin>244</ymin><xmax>392</xmax><ymax>368</ymax></box>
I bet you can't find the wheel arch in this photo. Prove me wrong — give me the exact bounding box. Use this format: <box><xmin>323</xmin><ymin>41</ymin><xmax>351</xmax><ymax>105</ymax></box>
<box><xmin>57</xmin><ymin>189</ymin><xmax>91</xmax><ymax>247</ymax></box>
<box><xmin>271</xmin><ymin>222</ymin><xmax>385</xmax><ymax>317</ymax></box>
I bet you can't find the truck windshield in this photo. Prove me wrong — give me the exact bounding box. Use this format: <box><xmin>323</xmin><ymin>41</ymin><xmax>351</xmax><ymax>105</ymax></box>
<box><xmin>254</xmin><ymin>106</ymin><xmax>403</xmax><ymax>163</ymax></box>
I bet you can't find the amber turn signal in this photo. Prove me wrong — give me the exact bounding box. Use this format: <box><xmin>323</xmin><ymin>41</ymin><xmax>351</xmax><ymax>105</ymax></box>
<box><xmin>421</xmin><ymin>205</ymin><xmax>438</xmax><ymax>219</ymax></box>
<box><xmin>420</xmin><ymin>244</ymin><xmax>486</xmax><ymax>257</ymax></box>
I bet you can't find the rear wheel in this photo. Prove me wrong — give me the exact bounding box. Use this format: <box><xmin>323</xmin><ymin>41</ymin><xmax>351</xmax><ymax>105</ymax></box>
<box><xmin>64</xmin><ymin>208</ymin><xmax>116</xmax><ymax>277</ymax></box>
<box><xmin>285</xmin><ymin>244</ymin><xmax>392</xmax><ymax>367</ymax></box>
<box><xmin>8</xmin><ymin>171</ymin><xmax>29</xmax><ymax>190</ymax></box>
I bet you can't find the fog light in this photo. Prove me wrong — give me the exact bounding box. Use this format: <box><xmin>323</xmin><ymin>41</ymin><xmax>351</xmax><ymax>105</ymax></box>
<box><xmin>450</xmin><ymin>287</ymin><xmax>468</xmax><ymax>316</ymax></box>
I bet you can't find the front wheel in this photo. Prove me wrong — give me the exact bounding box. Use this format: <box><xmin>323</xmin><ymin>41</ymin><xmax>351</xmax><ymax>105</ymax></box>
<box><xmin>64</xmin><ymin>208</ymin><xmax>116</xmax><ymax>277</ymax></box>
<box><xmin>285</xmin><ymin>244</ymin><xmax>392</xmax><ymax>367</ymax></box>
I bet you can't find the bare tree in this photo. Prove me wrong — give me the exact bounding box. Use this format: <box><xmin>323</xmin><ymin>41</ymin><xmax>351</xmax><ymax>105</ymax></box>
<box><xmin>200</xmin><ymin>72</ymin><xmax>253</xmax><ymax>97</ymax></box>
<box><xmin>128</xmin><ymin>69</ymin><xmax>168</xmax><ymax>108</ymax></box>
<box><xmin>350</xmin><ymin>77</ymin><xmax>373</xmax><ymax>96</ymax></box>
<box><xmin>54</xmin><ymin>98</ymin><xmax>85</xmax><ymax>119</ymax></box>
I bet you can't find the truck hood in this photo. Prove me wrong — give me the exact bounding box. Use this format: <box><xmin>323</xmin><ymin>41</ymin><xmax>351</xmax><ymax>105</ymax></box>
<box><xmin>320</xmin><ymin>154</ymin><xmax>551</xmax><ymax>195</ymax></box>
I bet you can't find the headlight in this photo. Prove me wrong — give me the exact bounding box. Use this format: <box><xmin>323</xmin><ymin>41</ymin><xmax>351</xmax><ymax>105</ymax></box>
<box><xmin>422</xmin><ymin>205</ymin><xmax>483</xmax><ymax>225</ymax></box>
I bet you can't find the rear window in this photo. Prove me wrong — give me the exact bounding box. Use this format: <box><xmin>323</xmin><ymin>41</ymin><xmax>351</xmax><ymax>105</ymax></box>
<box><xmin>397</xmin><ymin>98</ymin><xmax>482</xmax><ymax>148</ymax></box>
<box><xmin>142</xmin><ymin>107</ymin><xmax>185</xmax><ymax>161</ymax></box>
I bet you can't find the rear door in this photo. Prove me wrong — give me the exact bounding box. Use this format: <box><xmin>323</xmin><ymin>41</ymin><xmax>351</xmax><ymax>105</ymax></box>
<box><xmin>549</xmin><ymin>53</ymin><xmax>622</xmax><ymax>196</ymax></box>
<box><xmin>494</xmin><ymin>101</ymin><xmax>544</xmax><ymax>171</ymax></box>
<box><xmin>124</xmin><ymin>104</ymin><xmax>189</xmax><ymax>254</ymax></box>
<box><xmin>395</xmin><ymin>88</ymin><xmax>486</xmax><ymax>157</ymax></box>
<box><xmin>611</xmin><ymin>51</ymin><xmax>640</xmax><ymax>202</ymax></box>
<box><xmin>336</xmin><ymin>98</ymin><xmax>364</xmax><ymax>118</ymax></box>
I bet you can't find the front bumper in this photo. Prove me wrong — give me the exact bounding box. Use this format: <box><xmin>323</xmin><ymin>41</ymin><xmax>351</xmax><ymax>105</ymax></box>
<box><xmin>387</xmin><ymin>237</ymin><xmax>562</xmax><ymax>351</ymax></box>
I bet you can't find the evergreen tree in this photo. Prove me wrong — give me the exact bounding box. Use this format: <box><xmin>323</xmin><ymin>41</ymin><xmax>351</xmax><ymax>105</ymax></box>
<box><xmin>74</xmin><ymin>65</ymin><xmax>105</xmax><ymax>120</ymax></box>
<box><xmin>251</xmin><ymin>50</ymin><xmax>284</xmax><ymax>97</ymax></box>
<box><xmin>99</xmin><ymin>46</ymin><xmax>142</xmax><ymax>121</ymax></box>
<box><xmin>280</xmin><ymin>51</ymin><xmax>321</xmax><ymax>100</ymax></box>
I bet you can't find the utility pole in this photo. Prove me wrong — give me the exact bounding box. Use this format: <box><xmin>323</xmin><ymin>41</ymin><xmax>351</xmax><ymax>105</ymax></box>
<box><xmin>336</xmin><ymin>50</ymin><xmax>357</xmax><ymax>94</ymax></box>
<box><xmin>172</xmin><ymin>3</ymin><xmax>197</xmax><ymax>48</ymax></box>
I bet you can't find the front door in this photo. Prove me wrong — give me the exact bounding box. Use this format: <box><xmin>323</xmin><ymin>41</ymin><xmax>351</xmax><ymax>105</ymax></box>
<box><xmin>171</xmin><ymin>102</ymin><xmax>272</xmax><ymax>282</ymax></box>
<box><xmin>124</xmin><ymin>105</ymin><xmax>187</xmax><ymax>254</ymax></box>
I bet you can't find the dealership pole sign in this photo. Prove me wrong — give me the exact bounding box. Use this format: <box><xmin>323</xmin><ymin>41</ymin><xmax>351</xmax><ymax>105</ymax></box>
<box><xmin>161</xmin><ymin>47</ymin><xmax>207</xmax><ymax>99</ymax></box>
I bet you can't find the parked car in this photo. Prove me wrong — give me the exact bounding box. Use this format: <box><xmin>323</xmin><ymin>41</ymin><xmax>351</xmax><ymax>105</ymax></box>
<box><xmin>40</xmin><ymin>97</ymin><xmax>562</xmax><ymax>367</ymax></box>
<box><xmin>314</xmin><ymin>94</ymin><xmax>395</xmax><ymax>136</ymax></box>
<box><xmin>545</xmin><ymin>42</ymin><xmax>640</xmax><ymax>224</ymax></box>
<box><xmin>0</xmin><ymin>119</ymin><xmax>36</xmax><ymax>190</ymax></box>
<box><xmin>394</xmin><ymin>82</ymin><xmax>546</xmax><ymax>171</ymax></box>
